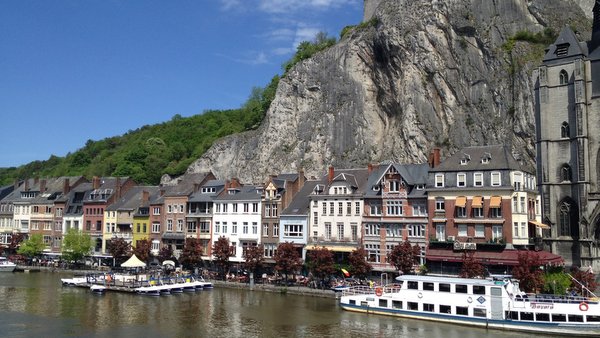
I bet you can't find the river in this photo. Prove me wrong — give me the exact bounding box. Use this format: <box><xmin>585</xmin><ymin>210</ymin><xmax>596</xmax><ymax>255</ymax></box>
<box><xmin>0</xmin><ymin>272</ymin><xmax>537</xmax><ymax>338</ymax></box>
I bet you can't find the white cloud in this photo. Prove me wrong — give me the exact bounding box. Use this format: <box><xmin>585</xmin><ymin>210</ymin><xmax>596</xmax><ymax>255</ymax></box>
<box><xmin>217</xmin><ymin>51</ymin><xmax>269</xmax><ymax>65</ymax></box>
<box><xmin>258</xmin><ymin>0</ymin><xmax>356</xmax><ymax>14</ymax></box>
<box><xmin>293</xmin><ymin>26</ymin><xmax>322</xmax><ymax>46</ymax></box>
<box><xmin>272</xmin><ymin>47</ymin><xmax>294</xmax><ymax>55</ymax></box>
<box><xmin>219</xmin><ymin>0</ymin><xmax>243</xmax><ymax>11</ymax></box>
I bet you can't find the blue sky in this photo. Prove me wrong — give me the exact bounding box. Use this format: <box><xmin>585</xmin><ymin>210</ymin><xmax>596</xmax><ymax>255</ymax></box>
<box><xmin>0</xmin><ymin>0</ymin><xmax>363</xmax><ymax>168</ymax></box>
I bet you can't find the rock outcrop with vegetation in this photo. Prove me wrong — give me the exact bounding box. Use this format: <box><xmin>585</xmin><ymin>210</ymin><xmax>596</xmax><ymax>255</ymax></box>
<box><xmin>186</xmin><ymin>0</ymin><xmax>593</xmax><ymax>183</ymax></box>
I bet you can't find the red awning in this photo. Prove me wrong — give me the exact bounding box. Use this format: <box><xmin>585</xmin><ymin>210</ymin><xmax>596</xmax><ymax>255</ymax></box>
<box><xmin>426</xmin><ymin>248</ymin><xmax>564</xmax><ymax>266</ymax></box>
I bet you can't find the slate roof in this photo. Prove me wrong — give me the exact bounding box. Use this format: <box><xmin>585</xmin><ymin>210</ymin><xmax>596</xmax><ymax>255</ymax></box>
<box><xmin>429</xmin><ymin>145</ymin><xmax>527</xmax><ymax>173</ymax></box>
<box><xmin>364</xmin><ymin>163</ymin><xmax>429</xmax><ymax>198</ymax></box>
<box><xmin>162</xmin><ymin>172</ymin><xmax>212</xmax><ymax>197</ymax></box>
<box><xmin>543</xmin><ymin>26</ymin><xmax>588</xmax><ymax>63</ymax></box>
<box><xmin>322</xmin><ymin>168</ymin><xmax>370</xmax><ymax>193</ymax></box>
<box><xmin>188</xmin><ymin>180</ymin><xmax>226</xmax><ymax>202</ymax></box>
<box><xmin>214</xmin><ymin>185</ymin><xmax>263</xmax><ymax>201</ymax></box>
<box><xmin>281</xmin><ymin>180</ymin><xmax>321</xmax><ymax>216</ymax></box>
<box><xmin>83</xmin><ymin>177</ymin><xmax>129</xmax><ymax>203</ymax></box>
<box><xmin>106</xmin><ymin>186</ymin><xmax>160</xmax><ymax>211</ymax></box>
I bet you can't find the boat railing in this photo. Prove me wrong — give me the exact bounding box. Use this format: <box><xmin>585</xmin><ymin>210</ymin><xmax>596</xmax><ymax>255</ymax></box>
<box><xmin>341</xmin><ymin>283</ymin><xmax>403</xmax><ymax>296</ymax></box>
<box><xmin>513</xmin><ymin>293</ymin><xmax>600</xmax><ymax>304</ymax></box>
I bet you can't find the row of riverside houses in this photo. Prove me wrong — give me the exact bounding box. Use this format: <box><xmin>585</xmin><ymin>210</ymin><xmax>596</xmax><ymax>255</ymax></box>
<box><xmin>0</xmin><ymin>144</ymin><xmax>564</xmax><ymax>274</ymax></box>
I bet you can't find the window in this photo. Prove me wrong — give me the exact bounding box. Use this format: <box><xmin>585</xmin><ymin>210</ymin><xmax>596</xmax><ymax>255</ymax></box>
<box><xmin>435</xmin><ymin>174</ymin><xmax>444</xmax><ymax>187</ymax></box>
<box><xmin>338</xmin><ymin>202</ymin><xmax>343</xmax><ymax>215</ymax></box>
<box><xmin>168</xmin><ymin>205</ymin><xmax>173</xmax><ymax>213</ymax></box>
<box><xmin>559</xmin><ymin>69</ymin><xmax>568</xmax><ymax>84</ymax></box>
<box><xmin>455</xmin><ymin>284</ymin><xmax>468</xmax><ymax>293</ymax></box>
<box><xmin>491</xmin><ymin>207</ymin><xmax>502</xmax><ymax>218</ymax></box>
<box><xmin>252</xmin><ymin>222</ymin><xmax>258</xmax><ymax>234</ymax></box>
<box><xmin>456</xmin><ymin>306</ymin><xmax>468</xmax><ymax>316</ymax></box>
<box><xmin>423</xmin><ymin>282</ymin><xmax>434</xmax><ymax>291</ymax></box>
<box><xmin>325</xmin><ymin>223</ymin><xmax>331</xmax><ymax>240</ymax></box>
<box><xmin>313</xmin><ymin>212</ymin><xmax>318</xmax><ymax>226</ymax></box>
<box><xmin>153</xmin><ymin>207</ymin><xmax>160</xmax><ymax>215</ymax></box>
<box><xmin>232</xmin><ymin>222</ymin><xmax>238</xmax><ymax>234</ymax></box>
<box><xmin>473</xmin><ymin>285</ymin><xmax>486</xmax><ymax>295</ymax></box>
<box><xmin>435</xmin><ymin>198</ymin><xmax>445</xmax><ymax>211</ymax></box>
<box><xmin>346</xmin><ymin>202</ymin><xmax>352</xmax><ymax>215</ymax></box>
<box><xmin>177</xmin><ymin>219</ymin><xmax>183</xmax><ymax>232</ymax></box>
<box><xmin>408</xmin><ymin>224</ymin><xmax>425</xmax><ymax>238</ymax></box>
<box><xmin>435</xmin><ymin>223</ymin><xmax>445</xmax><ymax>241</ymax></box>
<box><xmin>473</xmin><ymin>207</ymin><xmax>483</xmax><ymax>218</ymax></box>
<box><xmin>491</xmin><ymin>172</ymin><xmax>501</xmax><ymax>186</ymax></box>
<box><xmin>330</xmin><ymin>202</ymin><xmax>334</xmax><ymax>215</ymax></box>
<box><xmin>233</xmin><ymin>203</ymin><xmax>238</xmax><ymax>213</ymax></box>
<box><xmin>407</xmin><ymin>302</ymin><xmax>419</xmax><ymax>311</ymax></box>
<box><xmin>386</xmin><ymin>200</ymin><xmax>403</xmax><ymax>215</ymax></box>
<box><xmin>559</xmin><ymin>201</ymin><xmax>572</xmax><ymax>236</ymax></box>
<box><xmin>561</xmin><ymin>122</ymin><xmax>570</xmax><ymax>138</ymax></box>
<box><xmin>520</xmin><ymin>197</ymin><xmax>526</xmax><ymax>213</ymax></box>
<box><xmin>389</xmin><ymin>180</ymin><xmax>400</xmax><ymax>192</ymax></box>
<box><xmin>355</xmin><ymin>202</ymin><xmax>361</xmax><ymax>215</ymax></box>
<box><xmin>473</xmin><ymin>172</ymin><xmax>483</xmax><ymax>187</ymax></box>
<box><xmin>252</xmin><ymin>203</ymin><xmax>258</xmax><ymax>213</ymax></box>
<box><xmin>392</xmin><ymin>300</ymin><xmax>403</xmax><ymax>309</ymax></box>
<box><xmin>492</xmin><ymin>226</ymin><xmax>502</xmax><ymax>241</ymax></box>
<box><xmin>351</xmin><ymin>223</ymin><xmax>358</xmax><ymax>241</ymax></box>
<box><xmin>439</xmin><ymin>305</ymin><xmax>451</xmax><ymax>314</ymax></box>
<box><xmin>412</xmin><ymin>203</ymin><xmax>427</xmax><ymax>216</ymax></box>
<box><xmin>223</xmin><ymin>203</ymin><xmax>228</xmax><ymax>213</ymax></box>
<box><xmin>423</xmin><ymin>303</ymin><xmax>435</xmax><ymax>312</ymax></box>
<box><xmin>243</xmin><ymin>203</ymin><xmax>249</xmax><ymax>213</ymax></box>
<box><xmin>521</xmin><ymin>312</ymin><xmax>534</xmax><ymax>321</ymax></box>
<box><xmin>337</xmin><ymin>223</ymin><xmax>344</xmax><ymax>240</ymax></box>
<box><xmin>284</xmin><ymin>224</ymin><xmax>303</xmax><ymax>237</ymax></box>
<box><xmin>179</xmin><ymin>204</ymin><xmax>184</xmax><ymax>213</ymax></box>
<box><xmin>407</xmin><ymin>281</ymin><xmax>419</xmax><ymax>290</ymax></box>
<box><xmin>379</xmin><ymin>299</ymin><xmax>388</xmax><ymax>308</ymax></box>
<box><xmin>536</xmin><ymin>313</ymin><xmax>550</xmax><ymax>322</ymax></box>
<box><xmin>222</xmin><ymin>222</ymin><xmax>228</xmax><ymax>234</ymax></box>
<box><xmin>167</xmin><ymin>219</ymin><xmax>173</xmax><ymax>232</ymax></box>
<box><xmin>473</xmin><ymin>308</ymin><xmax>486</xmax><ymax>317</ymax></box>
<box><xmin>243</xmin><ymin>222</ymin><xmax>249</xmax><ymax>234</ymax></box>
<box><xmin>475</xmin><ymin>224</ymin><xmax>484</xmax><ymax>238</ymax></box>
<box><xmin>456</xmin><ymin>207</ymin><xmax>466</xmax><ymax>218</ymax></box>
<box><xmin>457</xmin><ymin>173</ymin><xmax>466</xmax><ymax>187</ymax></box>
<box><xmin>370</xmin><ymin>203</ymin><xmax>382</xmax><ymax>216</ymax></box>
<box><xmin>439</xmin><ymin>283</ymin><xmax>451</xmax><ymax>292</ymax></box>
<box><xmin>552</xmin><ymin>314</ymin><xmax>567</xmax><ymax>322</ymax></box>
<box><xmin>272</xmin><ymin>223</ymin><xmax>278</xmax><ymax>236</ymax></box>
<box><xmin>263</xmin><ymin>223</ymin><xmax>268</xmax><ymax>236</ymax></box>
<box><xmin>561</xmin><ymin>164</ymin><xmax>572</xmax><ymax>181</ymax></box>
<box><xmin>458</xmin><ymin>224</ymin><xmax>467</xmax><ymax>237</ymax></box>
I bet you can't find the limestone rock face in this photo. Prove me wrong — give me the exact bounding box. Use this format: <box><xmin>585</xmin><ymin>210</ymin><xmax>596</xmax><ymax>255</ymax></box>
<box><xmin>183</xmin><ymin>0</ymin><xmax>592</xmax><ymax>184</ymax></box>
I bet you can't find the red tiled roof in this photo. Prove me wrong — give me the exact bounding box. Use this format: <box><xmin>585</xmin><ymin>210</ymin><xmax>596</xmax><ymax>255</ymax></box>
<box><xmin>426</xmin><ymin>248</ymin><xmax>564</xmax><ymax>266</ymax></box>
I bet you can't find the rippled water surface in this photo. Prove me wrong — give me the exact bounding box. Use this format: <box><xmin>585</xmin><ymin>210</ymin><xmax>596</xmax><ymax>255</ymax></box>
<box><xmin>0</xmin><ymin>272</ymin><xmax>537</xmax><ymax>337</ymax></box>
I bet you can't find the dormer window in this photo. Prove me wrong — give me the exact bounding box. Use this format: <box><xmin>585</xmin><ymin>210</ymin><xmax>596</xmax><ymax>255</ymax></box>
<box><xmin>415</xmin><ymin>184</ymin><xmax>425</xmax><ymax>190</ymax></box>
<box><xmin>460</xmin><ymin>154</ymin><xmax>470</xmax><ymax>165</ymax></box>
<box><xmin>372</xmin><ymin>185</ymin><xmax>380</xmax><ymax>191</ymax></box>
<box><xmin>481</xmin><ymin>152</ymin><xmax>491</xmax><ymax>164</ymax></box>
<box><xmin>555</xmin><ymin>43</ymin><xmax>569</xmax><ymax>57</ymax></box>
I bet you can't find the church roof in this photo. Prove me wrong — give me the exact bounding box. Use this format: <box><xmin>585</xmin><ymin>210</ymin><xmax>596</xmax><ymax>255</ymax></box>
<box><xmin>543</xmin><ymin>26</ymin><xmax>587</xmax><ymax>63</ymax></box>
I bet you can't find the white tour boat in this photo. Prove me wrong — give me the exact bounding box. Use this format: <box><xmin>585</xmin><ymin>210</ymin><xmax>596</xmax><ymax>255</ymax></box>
<box><xmin>339</xmin><ymin>275</ymin><xmax>600</xmax><ymax>336</ymax></box>
<box><xmin>0</xmin><ymin>257</ymin><xmax>16</xmax><ymax>272</ymax></box>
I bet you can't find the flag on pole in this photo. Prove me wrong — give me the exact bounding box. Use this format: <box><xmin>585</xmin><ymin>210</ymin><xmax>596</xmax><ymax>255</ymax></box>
<box><xmin>341</xmin><ymin>268</ymin><xmax>350</xmax><ymax>277</ymax></box>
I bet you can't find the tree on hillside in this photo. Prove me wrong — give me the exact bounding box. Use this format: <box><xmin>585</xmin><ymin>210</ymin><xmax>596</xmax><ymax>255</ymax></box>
<box><xmin>274</xmin><ymin>242</ymin><xmax>303</xmax><ymax>284</ymax></box>
<box><xmin>511</xmin><ymin>252</ymin><xmax>545</xmax><ymax>293</ymax></box>
<box><xmin>348</xmin><ymin>248</ymin><xmax>372</xmax><ymax>279</ymax></box>
<box><xmin>306</xmin><ymin>247</ymin><xmax>336</xmax><ymax>284</ymax></box>
<box><xmin>158</xmin><ymin>245</ymin><xmax>174</xmax><ymax>263</ymax></box>
<box><xmin>17</xmin><ymin>234</ymin><xmax>45</xmax><ymax>259</ymax></box>
<box><xmin>387</xmin><ymin>241</ymin><xmax>421</xmax><ymax>274</ymax></box>
<box><xmin>243</xmin><ymin>244</ymin><xmax>264</xmax><ymax>279</ymax></box>
<box><xmin>570</xmin><ymin>266</ymin><xmax>599</xmax><ymax>297</ymax></box>
<box><xmin>133</xmin><ymin>239</ymin><xmax>152</xmax><ymax>263</ymax></box>
<box><xmin>107</xmin><ymin>238</ymin><xmax>132</xmax><ymax>265</ymax></box>
<box><xmin>459</xmin><ymin>251</ymin><xmax>485</xmax><ymax>278</ymax></box>
<box><xmin>61</xmin><ymin>228</ymin><xmax>93</xmax><ymax>264</ymax></box>
<box><xmin>180</xmin><ymin>238</ymin><xmax>204</xmax><ymax>270</ymax></box>
<box><xmin>212</xmin><ymin>236</ymin><xmax>231</xmax><ymax>279</ymax></box>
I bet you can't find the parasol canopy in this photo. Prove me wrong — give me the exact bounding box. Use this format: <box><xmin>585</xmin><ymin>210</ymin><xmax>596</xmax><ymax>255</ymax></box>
<box><xmin>120</xmin><ymin>254</ymin><xmax>146</xmax><ymax>268</ymax></box>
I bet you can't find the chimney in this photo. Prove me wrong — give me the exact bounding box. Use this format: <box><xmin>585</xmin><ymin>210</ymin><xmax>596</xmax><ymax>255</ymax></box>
<box><xmin>160</xmin><ymin>189</ymin><xmax>165</xmax><ymax>197</ymax></box>
<box><xmin>63</xmin><ymin>178</ymin><xmax>70</xmax><ymax>195</ymax></box>
<box><xmin>92</xmin><ymin>176</ymin><xmax>100</xmax><ymax>189</ymax></box>
<box><xmin>40</xmin><ymin>179</ymin><xmax>46</xmax><ymax>193</ymax></box>
<box><xmin>328</xmin><ymin>166</ymin><xmax>334</xmax><ymax>183</ymax></box>
<box><xmin>368</xmin><ymin>163</ymin><xmax>373</xmax><ymax>174</ymax></box>
<box><xmin>142</xmin><ymin>190</ymin><xmax>149</xmax><ymax>203</ymax></box>
<box><xmin>231</xmin><ymin>178</ymin><xmax>241</xmax><ymax>188</ymax></box>
<box><xmin>429</xmin><ymin>148</ymin><xmax>441</xmax><ymax>168</ymax></box>
<box><xmin>193</xmin><ymin>183</ymin><xmax>200</xmax><ymax>192</ymax></box>
<box><xmin>298</xmin><ymin>169</ymin><xmax>305</xmax><ymax>188</ymax></box>
<box><xmin>24</xmin><ymin>179</ymin><xmax>29</xmax><ymax>191</ymax></box>
<box><xmin>34</xmin><ymin>177</ymin><xmax>39</xmax><ymax>186</ymax></box>
<box><xmin>14</xmin><ymin>180</ymin><xmax>19</xmax><ymax>190</ymax></box>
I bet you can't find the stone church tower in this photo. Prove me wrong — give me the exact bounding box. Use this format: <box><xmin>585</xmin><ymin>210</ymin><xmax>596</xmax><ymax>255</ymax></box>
<box><xmin>535</xmin><ymin>1</ymin><xmax>600</xmax><ymax>270</ymax></box>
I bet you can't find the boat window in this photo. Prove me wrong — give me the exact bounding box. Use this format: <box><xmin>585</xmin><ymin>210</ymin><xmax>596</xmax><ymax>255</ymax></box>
<box><xmin>423</xmin><ymin>282</ymin><xmax>434</xmax><ymax>291</ymax></box>
<box><xmin>536</xmin><ymin>313</ymin><xmax>550</xmax><ymax>322</ymax></box>
<box><xmin>587</xmin><ymin>315</ymin><xmax>600</xmax><ymax>322</ymax></box>
<box><xmin>439</xmin><ymin>283</ymin><xmax>451</xmax><ymax>292</ymax></box>
<box><xmin>349</xmin><ymin>300</ymin><xmax>356</xmax><ymax>305</ymax></box>
<box><xmin>473</xmin><ymin>308</ymin><xmax>486</xmax><ymax>317</ymax></box>
<box><xmin>379</xmin><ymin>299</ymin><xmax>388</xmax><ymax>308</ymax></box>
<box><xmin>456</xmin><ymin>306</ymin><xmax>468</xmax><ymax>316</ymax></box>
<box><xmin>568</xmin><ymin>314</ymin><xmax>584</xmax><ymax>322</ymax></box>
<box><xmin>552</xmin><ymin>314</ymin><xmax>567</xmax><ymax>322</ymax></box>
<box><xmin>505</xmin><ymin>311</ymin><xmax>519</xmax><ymax>320</ymax></box>
<box><xmin>423</xmin><ymin>303</ymin><xmax>434</xmax><ymax>312</ymax></box>
<box><xmin>520</xmin><ymin>312</ymin><xmax>534</xmax><ymax>321</ymax></box>
<box><xmin>440</xmin><ymin>305</ymin><xmax>451</xmax><ymax>314</ymax></box>
<box><xmin>408</xmin><ymin>281</ymin><xmax>419</xmax><ymax>290</ymax></box>
<box><xmin>361</xmin><ymin>301</ymin><xmax>369</xmax><ymax>307</ymax></box>
<box><xmin>407</xmin><ymin>302</ymin><xmax>419</xmax><ymax>311</ymax></box>
<box><xmin>392</xmin><ymin>300</ymin><xmax>402</xmax><ymax>309</ymax></box>
<box><xmin>472</xmin><ymin>285</ymin><xmax>485</xmax><ymax>295</ymax></box>
<box><xmin>455</xmin><ymin>284</ymin><xmax>468</xmax><ymax>293</ymax></box>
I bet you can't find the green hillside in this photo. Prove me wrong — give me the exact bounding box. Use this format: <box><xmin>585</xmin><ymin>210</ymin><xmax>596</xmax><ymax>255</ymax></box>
<box><xmin>0</xmin><ymin>34</ymin><xmax>337</xmax><ymax>186</ymax></box>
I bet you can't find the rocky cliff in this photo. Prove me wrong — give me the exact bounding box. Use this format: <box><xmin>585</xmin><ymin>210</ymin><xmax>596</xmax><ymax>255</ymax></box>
<box><xmin>183</xmin><ymin>0</ymin><xmax>593</xmax><ymax>183</ymax></box>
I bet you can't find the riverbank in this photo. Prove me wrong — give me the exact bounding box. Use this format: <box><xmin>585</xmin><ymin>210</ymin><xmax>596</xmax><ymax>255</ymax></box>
<box><xmin>15</xmin><ymin>265</ymin><xmax>340</xmax><ymax>299</ymax></box>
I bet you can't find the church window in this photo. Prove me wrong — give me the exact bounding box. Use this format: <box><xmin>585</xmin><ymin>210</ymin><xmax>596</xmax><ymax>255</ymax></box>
<box><xmin>559</xmin><ymin>69</ymin><xmax>569</xmax><ymax>84</ymax></box>
<box><xmin>559</xmin><ymin>202</ymin><xmax>572</xmax><ymax>237</ymax></box>
<box><xmin>561</xmin><ymin>164</ymin><xmax>572</xmax><ymax>182</ymax></box>
<box><xmin>556</xmin><ymin>44</ymin><xmax>569</xmax><ymax>58</ymax></box>
<box><xmin>561</xmin><ymin>122</ymin><xmax>569</xmax><ymax>138</ymax></box>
